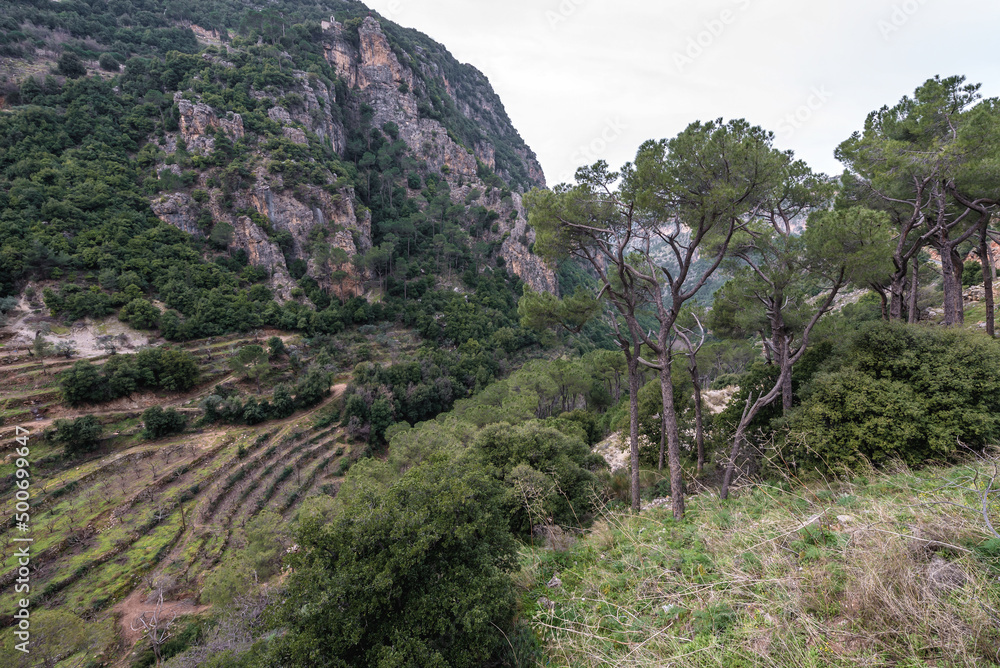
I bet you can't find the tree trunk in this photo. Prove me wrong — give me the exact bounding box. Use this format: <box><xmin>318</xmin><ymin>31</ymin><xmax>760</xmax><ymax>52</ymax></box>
<box><xmin>780</xmin><ymin>345</ymin><xmax>793</xmax><ymax>414</ymax></box>
<box><xmin>626</xmin><ymin>351</ymin><xmax>641</xmax><ymax>513</ymax></box>
<box><xmin>720</xmin><ymin>417</ymin><xmax>748</xmax><ymax>501</ymax></box>
<box><xmin>721</xmin><ymin>372</ymin><xmax>784</xmax><ymax>500</ymax></box>
<box><xmin>939</xmin><ymin>238</ymin><xmax>963</xmax><ymax>325</ymax></box>
<box><xmin>952</xmin><ymin>247</ymin><xmax>966</xmax><ymax>324</ymax></box>
<box><xmin>874</xmin><ymin>286</ymin><xmax>888</xmax><ymax>321</ymax></box>
<box><xmin>982</xmin><ymin>226</ymin><xmax>995</xmax><ymax>337</ymax></box>
<box><xmin>692</xmin><ymin>371</ymin><xmax>705</xmax><ymax>477</ymax></box>
<box><xmin>657</xmin><ymin>337</ymin><xmax>684</xmax><ymax>521</ymax></box>
<box><xmin>760</xmin><ymin>332</ymin><xmax>773</xmax><ymax>364</ymax></box>
<box><xmin>659</xmin><ymin>413</ymin><xmax>666</xmax><ymax>473</ymax></box>
<box><xmin>889</xmin><ymin>273</ymin><xmax>906</xmax><ymax>321</ymax></box>
<box><xmin>907</xmin><ymin>259</ymin><xmax>920</xmax><ymax>324</ymax></box>
<box><xmin>777</xmin><ymin>334</ymin><xmax>793</xmax><ymax>413</ymax></box>
<box><xmin>988</xmin><ymin>236</ymin><xmax>997</xmax><ymax>282</ymax></box>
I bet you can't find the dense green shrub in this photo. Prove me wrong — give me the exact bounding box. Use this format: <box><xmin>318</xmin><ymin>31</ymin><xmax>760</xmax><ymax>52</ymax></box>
<box><xmin>962</xmin><ymin>260</ymin><xmax>983</xmax><ymax>287</ymax></box>
<box><xmin>474</xmin><ymin>421</ymin><xmax>605</xmax><ymax>533</ymax></box>
<box><xmin>292</xmin><ymin>367</ymin><xmax>331</xmax><ymax>409</ymax></box>
<box><xmin>60</xmin><ymin>348</ymin><xmax>199</xmax><ymax>405</ymax></box>
<box><xmin>50</xmin><ymin>416</ymin><xmax>103</xmax><ymax>455</ymax></box>
<box><xmin>270</xmin><ymin>384</ymin><xmax>295</xmax><ymax>418</ymax></box>
<box><xmin>119</xmin><ymin>298</ymin><xmax>161</xmax><ymax>329</ymax></box>
<box><xmin>57</xmin><ymin>52</ymin><xmax>87</xmax><ymax>78</ymax></box>
<box><xmin>98</xmin><ymin>53</ymin><xmax>120</xmax><ymax>72</ymax></box>
<box><xmin>788</xmin><ymin>322</ymin><xmax>1000</xmax><ymax>470</ymax></box>
<box><xmin>272</xmin><ymin>455</ymin><xmax>519</xmax><ymax>667</ymax></box>
<box><xmin>142</xmin><ymin>406</ymin><xmax>187</xmax><ymax>439</ymax></box>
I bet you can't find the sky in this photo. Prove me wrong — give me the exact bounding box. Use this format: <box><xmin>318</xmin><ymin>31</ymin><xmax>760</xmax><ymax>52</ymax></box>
<box><xmin>362</xmin><ymin>0</ymin><xmax>1000</xmax><ymax>187</ymax></box>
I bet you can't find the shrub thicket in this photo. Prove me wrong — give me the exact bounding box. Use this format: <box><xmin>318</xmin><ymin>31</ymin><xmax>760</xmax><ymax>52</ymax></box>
<box><xmin>50</xmin><ymin>416</ymin><xmax>103</xmax><ymax>455</ymax></box>
<box><xmin>788</xmin><ymin>322</ymin><xmax>1000</xmax><ymax>470</ymax></box>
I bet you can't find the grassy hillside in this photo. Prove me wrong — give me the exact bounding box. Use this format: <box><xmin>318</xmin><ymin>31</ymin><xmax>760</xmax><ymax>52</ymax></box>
<box><xmin>518</xmin><ymin>460</ymin><xmax>1000</xmax><ymax>667</ymax></box>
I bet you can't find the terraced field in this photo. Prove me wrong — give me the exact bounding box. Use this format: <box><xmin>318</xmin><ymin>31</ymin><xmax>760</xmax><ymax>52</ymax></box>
<box><xmin>0</xmin><ymin>327</ymin><xmax>357</xmax><ymax>650</ymax></box>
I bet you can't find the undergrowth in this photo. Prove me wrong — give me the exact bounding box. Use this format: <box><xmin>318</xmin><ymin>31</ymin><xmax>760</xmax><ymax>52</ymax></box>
<box><xmin>519</xmin><ymin>458</ymin><xmax>1000</xmax><ymax>667</ymax></box>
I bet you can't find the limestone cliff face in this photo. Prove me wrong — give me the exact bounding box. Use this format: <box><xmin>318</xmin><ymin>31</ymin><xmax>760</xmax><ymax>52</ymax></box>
<box><xmin>263</xmin><ymin>72</ymin><xmax>347</xmax><ymax>154</ymax></box>
<box><xmin>498</xmin><ymin>193</ymin><xmax>558</xmax><ymax>295</ymax></box>
<box><xmin>240</xmin><ymin>170</ymin><xmax>371</xmax><ymax>296</ymax></box>
<box><xmin>152</xmin><ymin>14</ymin><xmax>556</xmax><ymax>299</ymax></box>
<box><xmin>321</xmin><ymin>16</ymin><xmax>556</xmax><ymax>293</ymax></box>
<box><xmin>174</xmin><ymin>94</ymin><xmax>244</xmax><ymax>153</ymax></box>
<box><xmin>323</xmin><ymin>18</ymin><xmax>478</xmax><ymax>180</ymax></box>
<box><xmin>150</xmin><ymin>193</ymin><xmax>200</xmax><ymax>236</ymax></box>
<box><xmin>154</xmin><ymin>91</ymin><xmax>370</xmax><ymax>301</ymax></box>
<box><xmin>441</xmin><ymin>183</ymin><xmax>557</xmax><ymax>294</ymax></box>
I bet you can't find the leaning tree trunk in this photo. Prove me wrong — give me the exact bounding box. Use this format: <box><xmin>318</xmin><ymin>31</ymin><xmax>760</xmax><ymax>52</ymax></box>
<box><xmin>720</xmin><ymin>377</ymin><xmax>783</xmax><ymax>500</ymax></box>
<box><xmin>872</xmin><ymin>286</ymin><xmax>889</xmax><ymax>321</ymax></box>
<box><xmin>720</xmin><ymin>421</ymin><xmax>746</xmax><ymax>501</ymax></box>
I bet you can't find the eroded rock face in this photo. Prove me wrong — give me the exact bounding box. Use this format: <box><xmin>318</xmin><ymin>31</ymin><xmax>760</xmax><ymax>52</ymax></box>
<box><xmin>256</xmin><ymin>76</ymin><xmax>348</xmax><ymax>153</ymax></box>
<box><xmin>153</xmin><ymin>15</ymin><xmax>555</xmax><ymax>300</ymax></box>
<box><xmin>321</xmin><ymin>16</ymin><xmax>556</xmax><ymax>293</ymax></box>
<box><xmin>280</xmin><ymin>72</ymin><xmax>347</xmax><ymax>154</ymax></box>
<box><xmin>240</xmin><ymin>174</ymin><xmax>372</xmax><ymax>295</ymax></box>
<box><xmin>479</xmin><ymin>188</ymin><xmax>557</xmax><ymax>295</ymax></box>
<box><xmin>150</xmin><ymin>193</ymin><xmax>200</xmax><ymax>236</ymax></box>
<box><xmin>174</xmin><ymin>92</ymin><xmax>244</xmax><ymax>154</ymax></box>
<box><xmin>282</xmin><ymin>126</ymin><xmax>308</xmax><ymax>145</ymax></box>
<box><xmin>231</xmin><ymin>214</ymin><xmax>299</xmax><ymax>301</ymax></box>
<box><xmin>150</xmin><ymin>159</ymin><xmax>371</xmax><ymax>302</ymax></box>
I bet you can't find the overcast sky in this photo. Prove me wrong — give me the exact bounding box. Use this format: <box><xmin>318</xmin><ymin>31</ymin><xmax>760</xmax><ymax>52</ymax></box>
<box><xmin>363</xmin><ymin>0</ymin><xmax>1000</xmax><ymax>187</ymax></box>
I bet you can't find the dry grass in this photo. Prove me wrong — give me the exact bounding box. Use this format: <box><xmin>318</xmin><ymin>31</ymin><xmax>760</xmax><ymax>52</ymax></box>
<box><xmin>519</xmin><ymin>459</ymin><xmax>1000</xmax><ymax>667</ymax></box>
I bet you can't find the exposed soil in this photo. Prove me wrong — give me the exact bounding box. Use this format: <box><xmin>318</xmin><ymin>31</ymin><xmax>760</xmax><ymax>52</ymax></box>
<box><xmin>1</xmin><ymin>295</ymin><xmax>153</xmax><ymax>359</ymax></box>
<box><xmin>115</xmin><ymin>587</ymin><xmax>211</xmax><ymax>647</ymax></box>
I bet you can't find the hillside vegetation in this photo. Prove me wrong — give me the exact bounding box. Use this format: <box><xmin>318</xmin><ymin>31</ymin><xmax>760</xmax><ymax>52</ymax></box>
<box><xmin>1</xmin><ymin>1</ymin><xmax>1000</xmax><ymax>667</ymax></box>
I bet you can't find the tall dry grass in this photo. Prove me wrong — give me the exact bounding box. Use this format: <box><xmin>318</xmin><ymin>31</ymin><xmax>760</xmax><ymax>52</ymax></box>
<box><xmin>519</xmin><ymin>457</ymin><xmax>1000</xmax><ymax>667</ymax></box>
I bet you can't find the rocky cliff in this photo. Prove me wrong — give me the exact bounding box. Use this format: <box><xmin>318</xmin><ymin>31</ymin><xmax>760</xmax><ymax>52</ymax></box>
<box><xmin>150</xmin><ymin>89</ymin><xmax>368</xmax><ymax>301</ymax></box>
<box><xmin>149</xmin><ymin>11</ymin><xmax>555</xmax><ymax>299</ymax></box>
<box><xmin>320</xmin><ymin>16</ymin><xmax>556</xmax><ymax>293</ymax></box>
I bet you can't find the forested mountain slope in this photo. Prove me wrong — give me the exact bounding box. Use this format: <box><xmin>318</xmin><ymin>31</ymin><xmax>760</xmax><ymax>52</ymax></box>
<box><xmin>0</xmin><ymin>0</ymin><xmax>555</xmax><ymax>338</ymax></box>
<box><xmin>0</xmin><ymin>2</ymin><xmax>573</xmax><ymax>664</ymax></box>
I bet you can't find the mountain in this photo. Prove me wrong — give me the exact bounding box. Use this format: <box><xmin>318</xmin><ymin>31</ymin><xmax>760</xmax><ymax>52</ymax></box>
<box><xmin>0</xmin><ymin>0</ymin><xmax>556</xmax><ymax>317</ymax></box>
<box><xmin>0</xmin><ymin>5</ymin><xmax>566</xmax><ymax>663</ymax></box>
<box><xmin>149</xmin><ymin>13</ymin><xmax>556</xmax><ymax>304</ymax></box>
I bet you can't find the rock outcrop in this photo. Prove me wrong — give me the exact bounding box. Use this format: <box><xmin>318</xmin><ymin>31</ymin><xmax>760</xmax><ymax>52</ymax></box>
<box><xmin>320</xmin><ymin>16</ymin><xmax>556</xmax><ymax>293</ymax></box>
<box><xmin>267</xmin><ymin>72</ymin><xmax>347</xmax><ymax>154</ymax></box>
<box><xmin>152</xmin><ymin>94</ymin><xmax>371</xmax><ymax>302</ymax></box>
<box><xmin>174</xmin><ymin>93</ymin><xmax>244</xmax><ymax>153</ymax></box>
<box><xmin>152</xmin><ymin>14</ymin><xmax>556</xmax><ymax>299</ymax></box>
